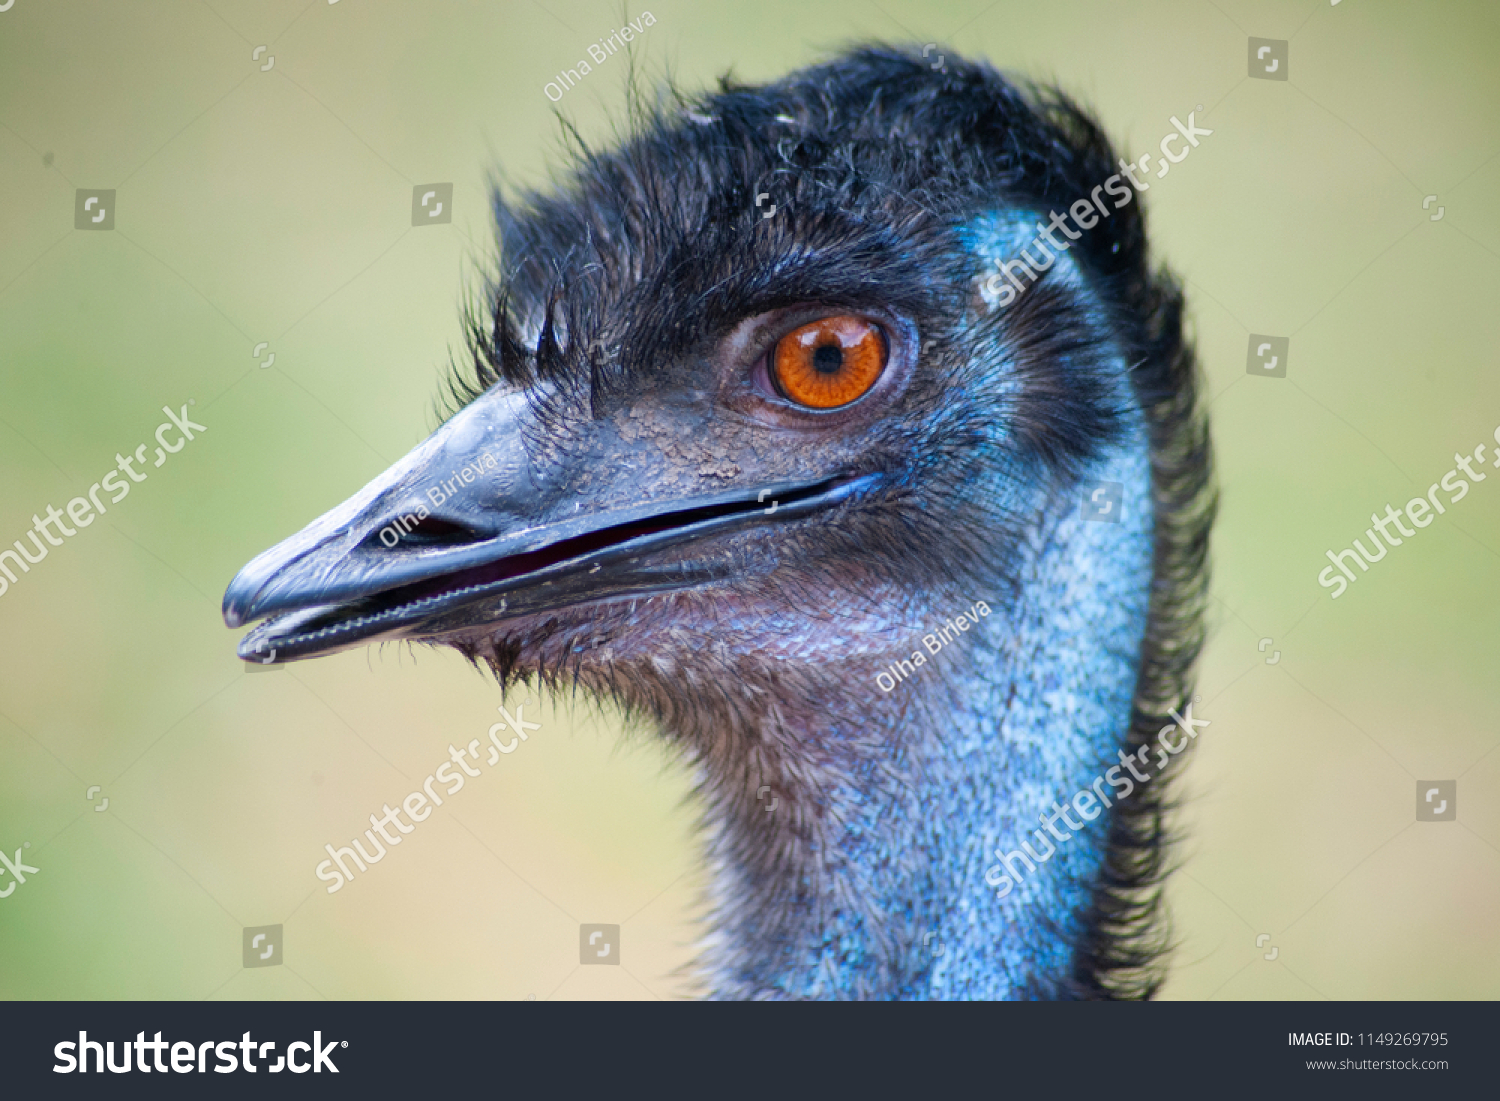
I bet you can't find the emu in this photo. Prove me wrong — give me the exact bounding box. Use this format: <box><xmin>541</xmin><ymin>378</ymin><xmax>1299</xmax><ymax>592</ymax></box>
<box><xmin>223</xmin><ymin>46</ymin><xmax>1212</xmax><ymax>1000</ymax></box>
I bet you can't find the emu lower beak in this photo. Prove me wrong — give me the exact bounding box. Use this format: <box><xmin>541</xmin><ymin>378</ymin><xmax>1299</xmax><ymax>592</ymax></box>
<box><xmin>222</xmin><ymin>391</ymin><xmax>872</xmax><ymax>664</ymax></box>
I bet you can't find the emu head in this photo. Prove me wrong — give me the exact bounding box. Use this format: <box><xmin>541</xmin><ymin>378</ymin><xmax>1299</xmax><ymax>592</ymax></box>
<box><xmin>224</xmin><ymin>46</ymin><xmax>1211</xmax><ymax>999</ymax></box>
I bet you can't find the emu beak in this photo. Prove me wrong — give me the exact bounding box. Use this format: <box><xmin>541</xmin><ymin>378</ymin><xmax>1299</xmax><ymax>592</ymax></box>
<box><xmin>222</xmin><ymin>390</ymin><xmax>874</xmax><ymax>664</ymax></box>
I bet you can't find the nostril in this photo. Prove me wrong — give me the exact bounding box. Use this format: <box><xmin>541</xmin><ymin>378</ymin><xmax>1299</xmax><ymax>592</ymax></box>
<box><xmin>366</xmin><ymin>514</ymin><xmax>489</xmax><ymax>549</ymax></box>
<box><xmin>408</xmin><ymin>516</ymin><xmax>477</xmax><ymax>541</ymax></box>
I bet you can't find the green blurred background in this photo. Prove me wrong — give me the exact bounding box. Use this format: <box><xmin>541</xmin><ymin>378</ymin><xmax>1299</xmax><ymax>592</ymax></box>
<box><xmin>1</xmin><ymin>0</ymin><xmax>1496</xmax><ymax>1000</ymax></box>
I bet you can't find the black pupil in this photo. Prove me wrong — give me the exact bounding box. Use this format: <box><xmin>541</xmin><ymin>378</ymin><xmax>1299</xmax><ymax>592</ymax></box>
<box><xmin>812</xmin><ymin>343</ymin><xmax>843</xmax><ymax>374</ymax></box>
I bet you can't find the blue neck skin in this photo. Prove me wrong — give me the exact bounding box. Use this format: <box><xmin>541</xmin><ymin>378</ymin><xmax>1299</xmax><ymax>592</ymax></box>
<box><xmin>706</xmin><ymin>445</ymin><xmax>1152</xmax><ymax>998</ymax></box>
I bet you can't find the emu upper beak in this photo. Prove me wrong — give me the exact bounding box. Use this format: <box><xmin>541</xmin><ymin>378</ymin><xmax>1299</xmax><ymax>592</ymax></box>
<box><xmin>222</xmin><ymin>390</ymin><xmax>873</xmax><ymax>664</ymax></box>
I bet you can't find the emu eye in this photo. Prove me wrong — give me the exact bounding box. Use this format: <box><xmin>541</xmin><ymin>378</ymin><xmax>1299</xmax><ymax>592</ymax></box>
<box><xmin>769</xmin><ymin>316</ymin><xmax>888</xmax><ymax>409</ymax></box>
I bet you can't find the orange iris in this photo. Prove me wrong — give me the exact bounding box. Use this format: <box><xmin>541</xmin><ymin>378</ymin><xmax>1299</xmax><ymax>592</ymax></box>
<box><xmin>770</xmin><ymin>316</ymin><xmax>888</xmax><ymax>409</ymax></box>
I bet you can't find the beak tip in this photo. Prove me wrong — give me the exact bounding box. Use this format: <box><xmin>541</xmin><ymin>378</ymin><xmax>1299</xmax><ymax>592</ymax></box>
<box><xmin>222</xmin><ymin>570</ymin><xmax>259</xmax><ymax>630</ymax></box>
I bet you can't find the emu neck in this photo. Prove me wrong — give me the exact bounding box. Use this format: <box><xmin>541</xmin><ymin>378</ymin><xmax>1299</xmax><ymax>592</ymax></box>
<box><xmin>695</xmin><ymin>450</ymin><xmax>1153</xmax><ymax>1000</ymax></box>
